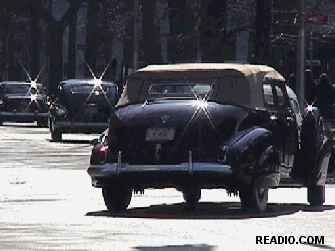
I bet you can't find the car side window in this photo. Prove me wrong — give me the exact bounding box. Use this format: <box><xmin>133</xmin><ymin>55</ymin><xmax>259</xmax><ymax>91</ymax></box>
<box><xmin>274</xmin><ymin>86</ymin><xmax>285</xmax><ymax>108</ymax></box>
<box><xmin>289</xmin><ymin>98</ymin><xmax>300</xmax><ymax>116</ymax></box>
<box><xmin>263</xmin><ymin>83</ymin><xmax>275</xmax><ymax>108</ymax></box>
<box><xmin>273</xmin><ymin>84</ymin><xmax>290</xmax><ymax>111</ymax></box>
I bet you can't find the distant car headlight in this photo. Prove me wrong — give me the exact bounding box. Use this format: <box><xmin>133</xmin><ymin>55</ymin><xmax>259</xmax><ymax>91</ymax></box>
<box><xmin>0</xmin><ymin>100</ymin><xmax>4</xmax><ymax>108</ymax></box>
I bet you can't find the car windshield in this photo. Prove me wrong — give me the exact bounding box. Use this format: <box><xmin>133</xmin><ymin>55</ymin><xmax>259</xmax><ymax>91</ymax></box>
<box><xmin>4</xmin><ymin>83</ymin><xmax>44</xmax><ymax>95</ymax></box>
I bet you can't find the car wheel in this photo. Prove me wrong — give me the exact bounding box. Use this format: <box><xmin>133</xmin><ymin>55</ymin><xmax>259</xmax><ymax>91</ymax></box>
<box><xmin>239</xmin><ymin>186</ymin><xmax>268</xmax><ymax>213</ymax></box>
<box><xmin>102</xmin><ymin>184</ymin><xmax>132</xmax><ymax>212</ymax></box>
<box><xmin>328</xmin><ymin>147</ymin><xmax>335</xmax><ymax>177</ymax></box>
<box><xmin>51</xmin><ymin>130</ymin><xmax>62</xmax><ymax>142</ymax></box>
<box><xmin>300</xmin><ymin>114</ymin><xmax>323</xmax><ymax>153</ymax></box>
<box><xmin>182</xmin><ymin>188</ymin><xmax>201</xmax><ymax>210</ymax></box>
<box><xmin>308</xmin><ymin>185</ymin><xmax>325</xmax><ymax>206</ymax></box>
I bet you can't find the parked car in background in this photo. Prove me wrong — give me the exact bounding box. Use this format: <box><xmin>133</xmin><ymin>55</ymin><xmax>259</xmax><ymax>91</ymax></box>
<box><xmin>48</xmin><ymin>79</ymin><xmax>118</xmax><ymax>142</ymax></box>
<box><xmin>87</xmin><ymin>63</ymin><xmax>332</xmax><ymax>213</ymax></box>
<box><xmin>0</xmin><ymin>81</ymin><xmax>48</xmax><ymax>126</ymax></box>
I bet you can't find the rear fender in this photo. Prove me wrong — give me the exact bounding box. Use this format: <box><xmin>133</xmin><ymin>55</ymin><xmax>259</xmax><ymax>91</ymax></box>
<box><xmin>225</xmin><ymin>127</ymin><xmax>273</xmax><ymax>163</ymax></box>
<box><xmin>223</xmin><ymin>127</ymin><xmax>279</xmax><ymax>186</ymax></box>
<box><xmin>253</xmin><ymin>145</ymin><xmax>281</xmax><ymax>187</ymax></box>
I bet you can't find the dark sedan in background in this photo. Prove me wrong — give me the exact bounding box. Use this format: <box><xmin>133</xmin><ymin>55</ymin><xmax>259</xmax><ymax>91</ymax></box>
<box><xmin>48</xmin><ymin>79</ymin><xmax>118</xmax><ymax>142</ymax></box>
<box><xmin>0</xmin><ymin>81</ymin><xmax>48</xmax><ymax>127</ymax></box>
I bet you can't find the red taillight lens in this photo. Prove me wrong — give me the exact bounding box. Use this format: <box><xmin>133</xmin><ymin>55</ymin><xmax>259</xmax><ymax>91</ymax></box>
<box><xmin>99</xmin><ymin>146</ymin><xmax>108</xmax><ymax>156</ymax></box>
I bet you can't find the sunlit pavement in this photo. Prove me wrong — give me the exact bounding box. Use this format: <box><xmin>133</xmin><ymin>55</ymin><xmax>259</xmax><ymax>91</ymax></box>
<box><xmin>0</xmin><ymin>167</ymin><xmax>335</xmax><ymax>251</ymax></box>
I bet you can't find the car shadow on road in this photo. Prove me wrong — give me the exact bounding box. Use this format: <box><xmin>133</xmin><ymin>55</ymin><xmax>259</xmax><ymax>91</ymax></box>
<box><xmin>86</xmin><ymin>202</ymin><xmax>335</xmax><ymax>220</ymax></box>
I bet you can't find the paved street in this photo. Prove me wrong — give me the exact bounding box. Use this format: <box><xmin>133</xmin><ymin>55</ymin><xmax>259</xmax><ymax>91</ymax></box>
<box><xmin>0</xmin><ymin>122</ymin><xmax>335</xmax><ymax>251</ymax></box>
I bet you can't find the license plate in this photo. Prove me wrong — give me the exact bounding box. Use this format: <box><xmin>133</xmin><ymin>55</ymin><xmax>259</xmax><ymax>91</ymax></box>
<box><xmin>146</xmin><ymin>128</ymin><xmax>175</xmax><ymax>141</ymax></box>
<box><xmin>84</xmin><ymin>106</ymin><xmax>98</xmax><ymax>114</ymax></box>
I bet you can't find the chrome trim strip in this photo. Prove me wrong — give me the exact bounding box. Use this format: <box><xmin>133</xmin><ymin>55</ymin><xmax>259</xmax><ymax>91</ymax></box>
<box><xmin>189</xmin><ymin>150</ymin><xmax>193</xmax><ymax>175</ymax></box>
<box><xmin>88</xmin><ymin>162</ymin><xmax>233</xmax><ymax>178</ymax></box>
<box><xmin>0</xmin><ymin>111</ymin><xmax>48</xmax><ymax>117</ymax></box>
<box><xmin>117</xmin><ymin>151</ymin><xmax>121</xmax><ymax>176</ymax></box>
<box><xmin>54</xmin><ymin>121</ymin><xmax>108</xmax><ymax>127</ymax></box>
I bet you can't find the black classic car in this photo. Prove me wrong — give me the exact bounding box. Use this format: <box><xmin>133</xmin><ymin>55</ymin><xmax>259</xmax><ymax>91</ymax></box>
<box><xmin>87</xmin><ymin>63</ymin><xmax>332</xmax><ymax>213</ymax></box>
<box><xmin>0</xmin><ymin>81</ymin><xmax>49</xmax><ymax>126</ymax></box>
<box><xmin>48</xmin><ymin>79</ymin><xmax>118</xmax><ymax>142</ymax></box>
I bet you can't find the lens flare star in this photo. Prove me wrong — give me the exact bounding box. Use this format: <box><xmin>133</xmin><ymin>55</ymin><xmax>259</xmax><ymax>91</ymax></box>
<box><xmin>192</xmin><ymin>99</ymin><xmax>208</xmax><ymax>109</ymax></box>
<box><xmin>73</xmin><ymin>50</ymin><xmax>119</xmax><ymax>119</ymax></box>
<box><xmin>19</xmin><ymin>64</ymin><xmax>45</xmax><ymax>111</ymax></box>
<box><xmin>306</xmin><ymin>104</ymin><xmax>314</xmax><ymax>113</ymax></box>
<box><xmin>174</xmin><ymin>72</ymin><xmax>223</xmax><ymax>147</ymax></box>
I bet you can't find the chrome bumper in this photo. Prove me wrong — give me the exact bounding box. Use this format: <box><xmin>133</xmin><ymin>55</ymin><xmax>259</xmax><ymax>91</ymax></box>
<box><xmin>54</xmin><ymin>121</ymin><xmax>108</xmax><ymax>132</ymax></box>
<box><xmin>88</xmin><ymin>151</ymin><xmax>233</xmax><ymax>179</ymax></box>
<box><xmin>0</xmin><ymin>111</ymin><xmax>48</xmax><ymax>119</ymax></box>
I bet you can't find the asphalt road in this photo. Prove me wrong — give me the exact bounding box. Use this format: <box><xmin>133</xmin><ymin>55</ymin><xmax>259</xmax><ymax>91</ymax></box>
<box><xmin>0</xmin><ymin>122</ymin><xmax>335</xmax><ymax>251</ymax></box>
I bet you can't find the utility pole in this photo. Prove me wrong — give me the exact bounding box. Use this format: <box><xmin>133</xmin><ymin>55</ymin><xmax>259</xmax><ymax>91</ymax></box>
<box><xmin>297</xmin><ymin>0</ymin><xmax>305</xmax><ymax>113</ymax></box>
<box><xmin>133</xmin><ymin>0</ymin><xmax>139</xmax><ymax>71</ymax></box>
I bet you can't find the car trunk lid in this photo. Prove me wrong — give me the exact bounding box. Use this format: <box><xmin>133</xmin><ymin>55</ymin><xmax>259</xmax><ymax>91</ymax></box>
<box><xmin>110</xmin><ymin>101</ymin><xmax>247</xmax><ymax>164</ymax></box>
<box><xmin>3</xmin><ymin>95</ymin><xmax>48</xmax><ymax>113</ymax></box>
<box><xmin>60</xmin><ymin>83</ymin><xmax>117</xmax><ymax>122</ymax></box>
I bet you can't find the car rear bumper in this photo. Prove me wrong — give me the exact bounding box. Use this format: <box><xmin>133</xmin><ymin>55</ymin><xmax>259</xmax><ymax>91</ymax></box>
<box><xmin>54</xmin><ymin>121</ymin><xmax>108</xmax><ymax>133</ymax></box>
<box><xmin>89</xmin><ymin>162</ymin><xmax>233</xmax><ymax>176</ymax></box>
<box><xmin>87</xmin><ymin>151</ymin><xmax>234</xmax><ymax>188</ymax></box>
<box><xmin>0</xmin><ymin>111</ymin><xmax>48</xmax><ymax>122</ymax></box>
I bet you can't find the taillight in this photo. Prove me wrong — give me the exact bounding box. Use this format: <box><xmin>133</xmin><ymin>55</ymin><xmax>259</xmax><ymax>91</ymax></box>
<box><xmin>99</xmin><ymin>146</ymin><xmax>108</xmax><ymax>156</ymax></box>
<box><xmin>99</xmin><ymin>145</ymin><xmax>108</xmax><ymax>163</ymax></box>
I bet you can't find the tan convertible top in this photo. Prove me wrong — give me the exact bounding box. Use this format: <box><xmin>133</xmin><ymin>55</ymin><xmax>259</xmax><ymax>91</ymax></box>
<box><xmin>117</xmin><ymin>63</ymin><xmax>285</xmax><ymax>109</ymax></box>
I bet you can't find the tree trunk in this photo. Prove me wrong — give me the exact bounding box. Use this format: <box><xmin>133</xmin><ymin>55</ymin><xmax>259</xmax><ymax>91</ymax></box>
<box><xmin>141</xmin><ymin>0</ymin><xmax>162</xmax><ymax>64</ymax></box>
<box><xmin>31</xmin><ymin>3</ymin><xmax>40</xmax><ymax>80</ymax></box>
<box><xmin>49</xmin><ymin>24</ymin><xmax>64</xmax><ymax>94</ymax></box>
<box><xmin>253</xmin><ymin>0</ymin><xmax>272</xmax><ymax>64</ymax></box>
<box><xmin>199</xmin><ymin>0</ymin><xmax>226</xmax><ymax>62</ymax></box>
<box><xmin>67</xmin><ymin>11</ymin><xmax>77</xmax><ymax>79</ymax></box>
